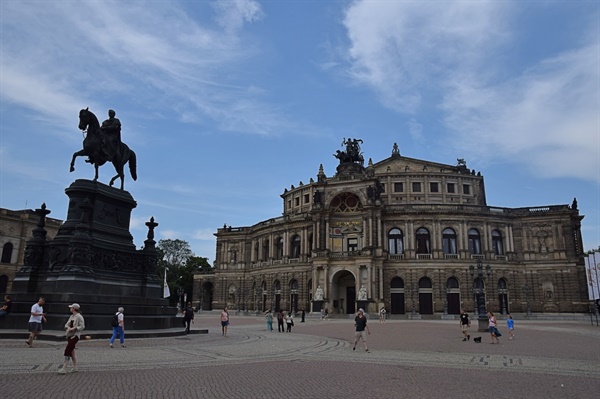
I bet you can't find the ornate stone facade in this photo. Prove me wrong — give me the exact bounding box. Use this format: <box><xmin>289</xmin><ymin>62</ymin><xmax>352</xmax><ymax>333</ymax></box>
<box><xmin>0</xmin><ymin>207</ymin><xmax>62</xmax><ymax>293</ymax></box>
<box><xmin>197</xmin><ymin>142</ymin><xmax>587</xmax><ymax>316</ymax></box>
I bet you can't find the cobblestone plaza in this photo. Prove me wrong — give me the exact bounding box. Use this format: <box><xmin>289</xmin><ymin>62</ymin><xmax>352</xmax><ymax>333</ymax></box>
<box><xmin>1</xmin><ymin>313</ymin><xmax>598</xmax><ymax>398</ymax></box>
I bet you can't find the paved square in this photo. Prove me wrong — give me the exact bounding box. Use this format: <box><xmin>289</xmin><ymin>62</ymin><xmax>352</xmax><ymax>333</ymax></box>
<box><xmin>0</xmin><ymin>314</ymin><xmax>598</xmax><ymax>398</ymax></box>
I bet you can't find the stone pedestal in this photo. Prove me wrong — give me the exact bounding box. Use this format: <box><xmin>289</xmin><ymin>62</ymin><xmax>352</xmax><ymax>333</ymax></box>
<box><xmin>9</xmin><ymin>179</ymin><xmax>179</xmax><ymax>331</ymax></box>
<box><xmin>312</xmin><ymin>300</ymin><xmax>324</xmax><ymax>313</ymax></box>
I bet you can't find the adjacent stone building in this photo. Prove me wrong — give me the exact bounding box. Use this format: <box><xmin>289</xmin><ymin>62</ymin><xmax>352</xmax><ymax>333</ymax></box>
<box><xmin>196</xmin><ymin>140</ymin><xmax>588</xmax><ymax>316</ymax></box>
<box><xmin>0</xmin><ymin>206</ymin><xmax>62</xmax><ymax>293</ymax></box>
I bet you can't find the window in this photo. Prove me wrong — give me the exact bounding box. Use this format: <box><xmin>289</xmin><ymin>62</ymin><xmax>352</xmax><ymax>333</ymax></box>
<box><xmin>442</xmin><ymin>228</ymin><xmax>457</xmax><ymax>254</ymax></box>
<box><xmin>463</xmin><ymin>184</ymin><xmax>470</xmax><ymax>195</ymax></box>
<box><xmin>388</xmin><ymin>228</ymin><xmax>404</xmax><ymax>255</ymax></box>
<box><xmin>262</xmin><ymin>239</ymin><xmax>270</xmax><ymax>261</ymax></box>
<box><xmin>492</xmin><ymin>230</ymin><xmax>504</xmax><ymax>255</ymax></box>
<box><xmin>447</xmin><ymin>277</ymin><xmax>459</xmax><ymax>289</ymax></box>
<box><xmin>447</xmin><ymin>183</ymin><xmax>455</xmax><ymax>193</ymax></box>
<box><xmin>307</xmin><ymin>234</ymin><xmax>313</xmax><ymax>257</ymax></box>
<box><xmin>416</xmin><ymin>227</ymin><xmax>431</xmax><ymax>254</ymax></box>
<box><xmin>1</xmin><ymin>243</ymin><xmax>13</xmax><ymax>263</ymax></box>
<box><xmin>276</xmin><ymin>237</ymin><xmax>284</xmax><ymax>259</ymax></box>
<box><xmin>304</xmin><ymin>194</ymin><xmax>310</xmax><ymax>204</ymax></box>
<box><xmin>394</xmin><ymin>182</ymin><xmax>404</xmax><ymax>192</ymax></box>
<box><xmin>294</xmin><ymin>197</ymin><xmax>300</xmax><ymax>206</ymax></box>
<box><xmin>291</xmin><ymin>235</ymin><xmax>301</xmax><ymax>258</ymax></box>
<box><xmin>347</xmin><ymin>237</ymin><xmax>358</xmax><ymax>252</ymax></box>
<box><xmin>254</xmin><ymin>241</ymin><xmax>259</xmax><ymax>260</ymax></box>
<box><xmin>468</xmin><ymin>228</ymin><xmax>482</xmax><ymax>254</ymax></box>
<box><xmin>412</xmin><ymin>182</ymin><xmax>421</xmax><ymax>192</ymax></box>
<box><xmin>430</xmin><ymin>182</ymin><xmax>439</xmax><ymax>192</ymax></box>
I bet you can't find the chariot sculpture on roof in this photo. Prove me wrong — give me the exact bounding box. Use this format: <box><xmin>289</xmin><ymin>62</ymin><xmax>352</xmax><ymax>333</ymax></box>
<box><xmin>333</xmin><ymin>138</ymin><xmax>364</xmax><ymax>166</ymax></box>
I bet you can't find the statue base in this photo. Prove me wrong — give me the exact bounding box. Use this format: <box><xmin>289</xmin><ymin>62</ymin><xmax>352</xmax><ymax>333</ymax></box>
<box><xmin>9</xmin><ymin>179</ymin><xmax>179</xmax><ymax>331</ymax></box>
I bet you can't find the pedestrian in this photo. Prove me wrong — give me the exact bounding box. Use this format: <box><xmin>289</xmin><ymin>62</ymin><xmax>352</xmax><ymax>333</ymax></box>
<box><xmin>109</xmin><ymin>307</ymin><xmax>126</xmax><ymax>348</ymax></box>
<box><xmin>265</xmin><ymin>309</ymin><xmax>273</xmax><ymax>331</ymax></box>
<box><xmin>352</xmin><ymin>308</ymin><xmax>370</xmax><ymax>352</ymax></box>
<box><xmin>183</xmin><ymin>302</ymin><xmax>194</xmax><ymax>334</ymax></box>
<box><xmin>320</xmin><ymin>308</ymin><xmax>325</xmax><ymax>320</ymax></box>
<box><xmin>379</xmin><ymin>307</ymin><xmax>386</xmax><ymax>324</ymax></box>
<box><xmin>301</xmin><ymin>308</ymin><xmax>305</xmax><ymax>323</ymax></box>
<box><xmin>0</xmin><ymin>294</ymin><xmax>12</xmax><ymax>317</ymax></box>
<box><xmin>487</xmin><ymin>311</ymin><xmax>501</xmax><ymax>344</ymax></box>
<box><xmin>460</xmin><ymin>309</ymin><xmax>471</xmax><ymax>341</ymax></box>
<box><xmin>277</xmin><ymin>310</ymin><xmax>285</xmax><ymax>332</ymax></box>
<box><xmin>507</xmin><ymin>313</ymin><xmax>515</xmax><ymax>339</ymax></box>
<box><xmin>286</xmin><ymin>312</ymin><xmax>294</xmax><ymax>332</ymax></box>
<box><xmin>59</xmin><ymin>303</ymin><xmax>85</xmax><ymax>374</ymax></box>
<box><xmin>221</xmin><ymin>307</ymin><xmax>229</xmax><ymax>336</ymax></box>
<box><xmin>26</xmin><ymin>297</ymin><xmax>46</xmax><ymax>347</ymax></box>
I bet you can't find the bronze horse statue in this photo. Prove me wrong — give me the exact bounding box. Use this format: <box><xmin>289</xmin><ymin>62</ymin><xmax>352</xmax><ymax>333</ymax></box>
<box><xmin>70</xmin><ymin>108</ymin><xmax>137</xmax><ymax>190</ymax></box>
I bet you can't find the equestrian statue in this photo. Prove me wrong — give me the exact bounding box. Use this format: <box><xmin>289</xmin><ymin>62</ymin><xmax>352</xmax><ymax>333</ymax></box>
<box><xmin>70</xmin><ymin>108</ymin><xmax>137</xmax><ymax>190</ymax></box>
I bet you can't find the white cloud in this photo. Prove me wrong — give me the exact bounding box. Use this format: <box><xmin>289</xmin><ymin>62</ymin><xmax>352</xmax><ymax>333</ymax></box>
<box><xmin>340</xmin><ymin>1</ymin><xmax>599</xmax><ymax>182</ymax></box>
<box><xmin>212</xmin><ymin>0</ymin><xmax>264</xmax><ymax>33</ymax></box>
<box><xmin>192</xmin><ymin>228</ymin><xmax>217</xmax><ymax>241</ymax></box>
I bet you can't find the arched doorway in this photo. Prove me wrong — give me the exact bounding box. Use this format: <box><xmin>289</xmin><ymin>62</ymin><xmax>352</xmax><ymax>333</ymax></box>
<box><xmin>200</xmin><ymin>282</ymin><xmax>214</xmax><ymax>311</ymax></box>
<box><xmin>331</xmin><ymin>270</ymin><xmax>356</xmax><ymax>314</ymax></box>
<box><xmin>418</xmin><ymin>277</ymin><xmax>433</xmax><ymax>314</ymax></box>
<box><xmin>446</xmin><ymin>277</ymin><xmax>460</xmax><ymax>314</ymax></box>
<box><xmin>390</xmin><ymin>277</ymin><xmax>405</xmax><ymax>314</ymax></box>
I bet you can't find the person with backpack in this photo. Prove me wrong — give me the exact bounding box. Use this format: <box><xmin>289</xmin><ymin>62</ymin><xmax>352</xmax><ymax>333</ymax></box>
<box><xmin>183</xmin><ymin>302</ymin><xmax>194</xmax><ymax>334</ymax></box>
<box><xmin>109</xmin><ymin>307</ymin><xmax>125</xmax><ymax>348</ymax></box>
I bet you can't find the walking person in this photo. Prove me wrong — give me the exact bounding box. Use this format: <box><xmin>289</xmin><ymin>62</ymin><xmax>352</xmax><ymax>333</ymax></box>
<box><xmin>26</xmin><ymin>297</ymin><xmax>46</xmax><ymax>347</ymax></box>
<box><xmin>183</xmin><ymin>302</ymin><xmax>194</xmax><ymax>334</ymax></box>
<box><xmin>301</xmin><ymin>308</ymin><xmax>305</xmax><ymax>323</ymax></box>
<box><xmin>352</xmin><ymin>308</ymin><xmax>371</xmax><ymax>352</ymax></box>
<box><xmin>265</xmin><ymin>310</ymin><xmax>273</xmax><ymax>331</ymax></box>
<box><xmin>460</xmin><ymin>309</ymin><xmax>471</xmax><ymax>341</ymax></box>
<box><xmin>379</xmin><ymin>307</ymin><xmax>386</xmax><ymax>324</ymax></box>
<box><xmin>59</xmin><ymin>303</ymin><xmax>85</xmax><ymax>374</ymax></box>
<box><xmin>277</xmin><ymin>310</ymin><xmax>285</xmax><ymax>332</ymax></box>
<box><xmin>507</xmin><ymin>314</ymin><xmax>515</xmax><ymax>339</ymax></box>
<box><xmin>221</xmin><ymin>307</ymin><xmax>229</xmax><ymax>336</ymax></box>
<box><xmin>286</xmin><ymin>312</ymin><xmax>294</xmax><ymax>332</ymax></box>
<box><xmin>487</xmin><ymin>311</ymin><xmax>501</xmax><ymax>344</ymax></box>
<box><xmin>109</xmin><ymin>307</ymin><xmax>126</xmax><ymax>348</ymax></box>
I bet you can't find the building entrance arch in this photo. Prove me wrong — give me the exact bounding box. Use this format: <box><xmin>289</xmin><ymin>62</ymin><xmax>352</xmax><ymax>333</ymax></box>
<box><xmin>331</xmin><ymin>270</ymin><xmax>356</xmax><ymax>315</ymax></box>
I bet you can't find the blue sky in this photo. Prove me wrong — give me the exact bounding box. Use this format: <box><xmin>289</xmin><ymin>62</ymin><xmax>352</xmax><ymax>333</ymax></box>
<box><xmin>1</xmin><ymin>1</ymin><xmax>599</xmax><ymax>262</ymax></box>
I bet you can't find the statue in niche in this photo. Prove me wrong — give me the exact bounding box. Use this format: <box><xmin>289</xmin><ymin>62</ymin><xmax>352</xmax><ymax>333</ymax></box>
<box><xmin>358</xmin><ymin>285</ymin><xmax>367</xmax><ymax>301</ymax></box>
<box><xmin>314</xmin><ymin>286</ymin><xmax>323</xmax><ymax>301</ymax></box>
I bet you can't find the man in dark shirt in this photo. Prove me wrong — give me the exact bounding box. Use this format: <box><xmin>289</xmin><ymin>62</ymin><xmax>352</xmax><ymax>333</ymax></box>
<box><xmin>277</xmin><ymin>310</ymin><xmax>285</xmax><ymax>333</ymax></box>
<box><xmin>353</xmin><ymin>308</ymin><xmax>370</xmax><ymax>352</ymax></box>
<box><xmin>0</xmin><ymin>295</ymin><xmax>12</xmax><ymax>317</ymax></box>
<box><xmin>460</xmin><ymin>308</ymin><xmax>471</xmax><ymax>341</ymax></box>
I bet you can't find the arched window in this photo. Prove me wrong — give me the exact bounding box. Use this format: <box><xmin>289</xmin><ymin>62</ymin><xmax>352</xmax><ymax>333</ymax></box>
<box><xmin>262</xmin><ymin>239</ymin><xmax>270</xmax><ymax>261</ymax></box>
<box><xmin>447</xmin><ymin>277</ymin><xmax>459</xmax><ymax>289</ymax></box>
<box><xmin>498</xmin><ymin>278</ymin><xmax>507</xmax><ymax>290</ymax></box>
<box><xmin>388</xmin><ymin>228</ymin><xmax>404</xmax><ymax>255</ymax></box>
<box><xmin>290</xmin><ymin>235</ymin><xmax>301</xmax><ymax>259</ymax></box>
<box><xmin>492</xmin><ymin>230</ymin><xmax>504</xmax><ymax>255</ymax></box>
<box><xmin>418</xmin><ymin>277</ymin><xmax>432</xmax><ymax>289</ymax></box>
<box><xmin>273</xmin><ymin>280</ymin><xmax>281</xmax><ymax>292</ymax></box>
<box><xmin>330</xmin><ymin>193</ymin><xmax>362</xmax><ymax>213</ymax></box>
<box><xmin>276</xmin><ymin>237</ymin><xmax>284</xmax><ymax>260</ymax></box>
<box><xmin>468</xmin><ymin>228</ymin><xmax>481</xmax><ymax>254</ymax></box>
<box><xmin>416</xmin><ymin>228</ymin><xmax>430</xmax><ymax>254</ymax></box>
<box><xmin>442</xmin><ymin>228</ymin><xmax>457</xmax><ymax>254</ymax></box>
<box><xmin>1</xmin><ymin>242</ymin><xmax>14</xmax><ymax>264</ymax></box>
<box><xmin>391</xmin><ymin>277</ymin><xmax>404</xmax><ymax>288</ymax></box>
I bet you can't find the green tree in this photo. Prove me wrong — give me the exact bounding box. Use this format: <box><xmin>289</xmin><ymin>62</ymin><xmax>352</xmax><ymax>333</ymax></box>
<box><xmin>158</xmin><ymin>239</ymin><xmax>194</xmax><ymax>308</ymax></box>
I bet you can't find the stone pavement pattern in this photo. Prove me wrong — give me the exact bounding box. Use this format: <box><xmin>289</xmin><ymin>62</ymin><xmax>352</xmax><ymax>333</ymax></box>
<box><xmin>0</xmin><ymin>314</ymin><xmax>598</xmax><ymax>398</ymax></box>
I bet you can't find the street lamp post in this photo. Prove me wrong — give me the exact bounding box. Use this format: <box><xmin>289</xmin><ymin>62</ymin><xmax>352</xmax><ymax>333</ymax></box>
<box><xmin>469</xmin><ymin>258</ymin><xmax>491</xmax><ymax>332</ymax></box>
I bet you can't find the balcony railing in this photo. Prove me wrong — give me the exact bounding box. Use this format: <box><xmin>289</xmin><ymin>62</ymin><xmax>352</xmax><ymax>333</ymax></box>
<box><xmin>388</xmin><ymin>254</ymin><xmax>404</xmax><ymax>260</ymax></box>
<box><xmin>444</xmin><ymin>254</ymin><xmax>459</xmax><ymax>259</ymax></box>
<box><xmin>416</xmin><ymin>253</ymin><xmax>432</xmax><ymax>260</ymax></box>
